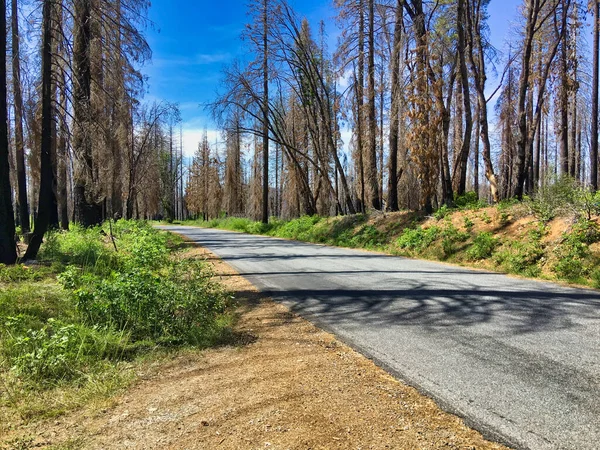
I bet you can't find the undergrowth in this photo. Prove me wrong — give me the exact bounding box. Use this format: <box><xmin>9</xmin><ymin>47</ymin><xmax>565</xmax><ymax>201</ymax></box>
<box><xmin>0</xmin><ymin>220</ymin><xmax>230</xmax><ymax>428</ymax></box>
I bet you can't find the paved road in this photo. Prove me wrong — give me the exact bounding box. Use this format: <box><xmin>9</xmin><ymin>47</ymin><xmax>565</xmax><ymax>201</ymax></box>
<box><xmin>161</xmin><ymin>226</ymin><xmax>600</xmax><ymax>450</ymax></box>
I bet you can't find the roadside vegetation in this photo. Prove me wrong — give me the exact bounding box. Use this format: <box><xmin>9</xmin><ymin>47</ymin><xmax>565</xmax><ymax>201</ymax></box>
<box><xmin>183</xmin><ymin>180</ymin><xmax>600</xmax><ymax>289</ymax></box>
<box><xmin>0</xmin><ymin>221</ymin><xmax>231</xmax><ymax>438</ymax></box>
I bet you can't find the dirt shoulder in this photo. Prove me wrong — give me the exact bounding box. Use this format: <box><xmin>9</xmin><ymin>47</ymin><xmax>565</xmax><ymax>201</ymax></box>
<box><xmin>22</xmin><ymin>245</ymin><xmax>508</xmax><ymax>450</ymax></box>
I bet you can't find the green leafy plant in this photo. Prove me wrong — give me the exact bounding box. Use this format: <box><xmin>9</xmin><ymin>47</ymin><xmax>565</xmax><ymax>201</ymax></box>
<box><xmin>4</xmin><ymin>320</ymin><xmax>127</xmax><ymax>384</ymax></box>
<box><xmin>439</xmin><ymin>224</ymin><xmax>470</xmax><ymax>258</ymax></box>
<box><xmin>552</xmin><ymin>219</ymin><xmax>600</xmax><ymax>282</ymax></box>
<box><xmin>463</xmin><ymin>216</ymin><xmax>474</xmax><ymax>232</ymax></box>
<box><xmin>396</xmin><ymin>226</ymin><xmax>440</xmax><ymax>252</ymax></box>
<box><xmin>433</xmin><ymin>205</ymin><xmax>450</xmax><ymax>221</ymax></box>
<box><xmin>494</xmin><ymin>241</ymin><xmax>544</xmax><ymax>276</ymax></box>
<box><xmin>466</xmin><ymin>232</ymin><xmax>498</xmax><ymax>260</ymax></box>
<box><xmin>454</xmin><ymin>191</ymin><xmax>486</xmax><ymax>210</ymax></box>
<box><xmin>591</xmin><ymin>269</ymin><xmax>600</xmax><ymax>289</ymax></box>
<box><xmin>349</xmin><ymin>225</ymin><xmax>386</xmax><ymax>248</ymax></box>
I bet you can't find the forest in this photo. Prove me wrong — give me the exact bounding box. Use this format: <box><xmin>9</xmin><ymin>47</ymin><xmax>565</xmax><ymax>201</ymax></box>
<box><xmin>1</xmin><ymin>0</ymin><xmax>600</xmax><ymax>265</ymax></box>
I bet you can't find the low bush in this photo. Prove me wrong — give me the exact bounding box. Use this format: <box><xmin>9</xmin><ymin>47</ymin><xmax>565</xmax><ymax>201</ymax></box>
<box><xmin>439</xmin><ymin>224</ymin><xmax>470</xmax><ymax>258</ymax></box>
<box><xmin>349</xmin><ymin>225</ymin><xmax>386</xmax><ymax>248</ymax></box>
<box><xmin>433</xmin><ymin>205</ymin><xmax>450</xmax><ymax>221</ymax></box>
<box><xmin>396</xmin><ymin>226</ymin><xmax>440</xmax><ymax>252</ymax></box>
<box><xmin>62</xmin><ymin>260</ymin><xmax>226</xmax><ymax>345</ymax></box>
<box><xmin>1</xmin><ymin>220</ymin><xmax>230</xmax><ymax>395</ymax></box>
<box><xmin>552</xmin><ymin>219</ymin><xmax>600</xmax><ymax>282</ymax></box>
<box><xmin>463</xmin><ymin>216</ymin><xmax>474</xmax><ymax>232</ymax></box>
<box><xmin>273</xmin><ymin>215</ymin><xmax>321</xmax><ymax>241</ymax></box>
<box><xmin>40</xmin><ymin>224</ymin><xmax>115</xmax><ymax>271</ymax></box>
<box><xmin>591</xmin><ymin>269</ymin><xmax>600</xmax><ymax>289</ymax></box>
<box><xmin>527</xmin><ymin>175</ymin><xmax>600</xmax><ymax>222</ymax></box>
<box><xmin>466</xmin><ymin>232</ymin><xmax>498</xmax><ymax>260</ymax></box>
<box><xmin>454</xmin><ymin>191</ymin><xmax>486</xmax><ymax>210</ymax></box>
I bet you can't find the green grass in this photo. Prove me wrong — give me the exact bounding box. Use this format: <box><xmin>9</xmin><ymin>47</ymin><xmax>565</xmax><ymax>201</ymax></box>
<box><xmin>1</xmin><ymin>220</ymin><xmax>233</xmax><ymax>432</ymax></box>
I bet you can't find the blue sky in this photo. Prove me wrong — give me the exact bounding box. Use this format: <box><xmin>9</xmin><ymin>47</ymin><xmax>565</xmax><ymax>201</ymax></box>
<box><xmin>141</xmin><ymin>0</ymin><xmax>525</xmax><ymax>156</ymax></box>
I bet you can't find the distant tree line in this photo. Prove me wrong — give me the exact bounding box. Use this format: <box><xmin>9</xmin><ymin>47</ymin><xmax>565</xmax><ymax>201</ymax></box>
<box><xmin>198</xmin><ymin>0</ymin><xmax>599</xmax><ymax>223</ymax></box>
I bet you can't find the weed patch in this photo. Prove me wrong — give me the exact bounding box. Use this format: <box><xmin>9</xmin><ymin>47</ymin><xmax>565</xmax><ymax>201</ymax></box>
<box><xmin>466</xmin><ymin>232</ymin><xmax>498</xmax><ymax>260</ymax></box>
<box><xmin>1</xmin><ymin>220</ymin><xmax>231</xmax><ymax>427</ymax></box>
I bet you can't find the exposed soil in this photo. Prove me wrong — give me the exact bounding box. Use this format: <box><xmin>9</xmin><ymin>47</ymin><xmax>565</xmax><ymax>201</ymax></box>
<box><xmin>9</xmin><ymin>244</ymin><xmax>508</xmax><ymax>450</ymax></box>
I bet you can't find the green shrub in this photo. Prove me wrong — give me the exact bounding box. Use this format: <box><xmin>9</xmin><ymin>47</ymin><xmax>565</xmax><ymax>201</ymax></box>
<box><xmin>349</xmin><ymin>225</ymin><xmax>386</xmax><ymax>248</ymax></box>
<box><xmin>439</xmin><ymin>224</ymin><xmax>470</xmax><ymax>258</ymax></box>
<box><xmin>579</xmin><ymin>190</ymin><xmax>600</xmax><ymax>220</ymax></box>
<box><xmin>480</xmin><ymin>211</ymin><xmax>492</xmax><ymax>224</ymax></box>
<box><xmin>552</xmin><ymin>219</ymin><xmax>599</xmax><ymax>282</ymax></box>
<box><xmin>396</xmin><ymin>226</ymin><xmax>440</xmax><ymax>252</ymax></box>
<box><xmin>466</xmin><ymin>232</ymin><xmax>498</xmax><ymax>260</ymax></box>
<box><xmin>591</xmin><ymin>269</ymin><xmax>600</xmax><ymax>289</ymax></box>
<box><xmin>495</xmin><ymin>199</ymin><xmax>519</xmax><ymax>225</ymax></box>
<box><xmin>221</xmin><ymin>217</ymin><xmax>254</xmax><ymax>232</ymax></box>
<box><xmin>454</xmin><ymin>191</ymin><xmax>485</xmax><ymax>209</ymax></box>
<box><xmin>62</xmin><ymin>259</ymin><xmax>226</xmax><ymax>345</ymax></box>
<box><xmin>529</xmin><ymin>175</ymin><xmax>582</xmax><ymax>221</ymax></box>
<box><xmin>569</xmin><ymin>219</ymin><xmax>600</xmax><ymax>245</ymax></box>
<box><xmin>434</xmin><ymin>205</ymin><xmax>450</xmax><ymax>221</ymax></box>
<box><xmin>247</xmin><ymin>221</ymin><xmax>273</xmax><ymax>235</ymax></box>
<box><xmin>463</xmin><ymin>216</ymin><xmax>474</xmax><ymax>232</ymax></box>
<box><xmin>274</xmin><ymin>215</ymin><xmax>321</xmax><ymax>241</ymax></box>
<box><xmin>494</xmin><ymin>241</ymin><xmax>544</xmax><ymax>276</ymax></box>
<box><xmin>40</xmin><ymin>225</ymin><xmax>115</xmax><ymax>270</ymax></box>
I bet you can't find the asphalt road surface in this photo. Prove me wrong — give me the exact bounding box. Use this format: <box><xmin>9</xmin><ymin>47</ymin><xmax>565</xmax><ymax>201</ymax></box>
<box><xmin>161</xmin><ymin>226</ymin><xmax>600</xmax><ymax>450</ymax></box>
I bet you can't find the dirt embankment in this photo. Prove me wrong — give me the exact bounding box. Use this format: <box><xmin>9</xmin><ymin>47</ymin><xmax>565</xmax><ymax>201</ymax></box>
<box><xmin>16</xmin><ymin>245</ymin><xmax>508</xmax><ymax>450</ymax></box>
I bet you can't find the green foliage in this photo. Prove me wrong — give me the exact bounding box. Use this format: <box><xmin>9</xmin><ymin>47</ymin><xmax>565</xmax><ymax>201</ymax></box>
<box><xmin>439</xmin><ymin>224</ymin><xmax>470</xmax><ymax>258</ymax></box>
<box><xmin>568</xmin><ymin>219</ymin><xmax>600</xmax><ymax>245</ymax></box>
<box><xmin>454</xmin><ymin>191</ymin><xmax>486</xmax><ymax>210</ymax></box>
<box><xmin>466</xmin><ymin>232</ymin><xmax>498</xmax><ymax>260</ymax></box>
<box><xmin>552</xmin><ymin>219</ymin><xmax>600</xmax><ymax>282</ymax></box>
<box><xmin>0</xmin><ymin>264</ymin><xmax>52</xmax><ymax>283</ymax></box>
<box><xmin>64</xmin><ymin>260</ymin><xmax>226</xmax><ymax>345</ymax></box>
<box><xmin>272</xmin><ymin>215</ymin><xmax>322</xmax><ymax>240</ymax></box>
<box><xmin>1</xmin><ymin>220</ymin><xmax>230</xmax><ymax>395</ymax></box>
<box><xmin>495</xmin><ymin>199</ymin><xmax>517</xmax><ymax>225</ymax></box>
<box><xmin>591</xmin><ymin>269</ymin><xmax>600</xmax><ymax>289</ymax></box>
<box><xmin>497</xmin><ymin>198</ymin><xmax>519</xmax><ymax>210</ymax></box>
<box><xmin>433</xmin><ymin>205</ymin><xmax>450</xmax><ymax>220</ymax></box>
<box><xmin>3</xmin><ymin>319</ymin><xmax>127</xmax><ymax>384</ymax></box>
<box><xmin>396</xmin><ymin>226</ymin><xmax>440</xmax><ymax>252</ymax></box>
<box><xmin>480</xmin><ymin>211</ymin><xmax>492</xmax><ymax>224</ymax></box>
<box><xmin>349</xmin><ymin>225</ymin><xmax>386</xmax><ymax>248</ymax></box>
<box><xmin>40</xmin><ymin>225</ymin><xmax>115</xmax><ymax>271</ymax></box>
<box><xmin>494</xmin><ymin>236</ymin><xmax>544</xmax><ymax>277</ymax></box>
<box><xmin>463</xmin><ymin>216</ymin><xmax>474</xmax><ymax>232</ymax></box>
<box><xmin>579</xmin><ymin>190</ymin><xmax>600</xmax><ymax>220</ymax></box>
<box><xmin>527</xmin><ymin>175</ymin><xmax>600</xmax><ymax>222</ymax></box>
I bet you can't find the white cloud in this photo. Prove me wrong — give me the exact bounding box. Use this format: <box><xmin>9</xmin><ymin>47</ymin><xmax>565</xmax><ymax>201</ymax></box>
<box><xmin>181</xmin><ymin>127</ymin><xmax>222</xmax><ymax>158</ymax></box>
<box><xmin>195</xmin><ymin>53</ymin><xmax>231</xmax><ymax>64</ymax></box>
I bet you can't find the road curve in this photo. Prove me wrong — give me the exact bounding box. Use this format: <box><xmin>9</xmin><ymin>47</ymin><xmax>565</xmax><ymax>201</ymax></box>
<box><xmin>160</xmin><ymin>226</ymin><xmax>600</xmax><ymax>450</ymax></box>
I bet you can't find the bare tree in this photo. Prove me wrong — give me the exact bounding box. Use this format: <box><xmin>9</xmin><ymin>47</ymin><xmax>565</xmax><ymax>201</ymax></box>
<box><xmin>0</xmin><ymin>0</ymin><xmax>17</xmax><ymax>265</ymax></box>
<box><xmin>23</xmin><ymin>0</ymin><xmax>57</xmax><ymax>261</ymax></box>
<box><xmin>592</xmin><ymin>0</ymin><xmax>599</xmax><ymax>190</ymax></box>
<box><xmin>12</xmin><ymin>0</ymin><xmax>29</xmax><ymax>233</ymax></box>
